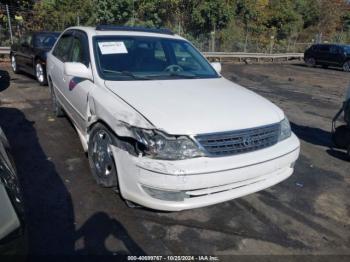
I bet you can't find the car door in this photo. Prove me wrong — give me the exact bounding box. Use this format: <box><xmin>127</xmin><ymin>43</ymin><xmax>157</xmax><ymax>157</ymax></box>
<box><xmin>15</xmin><ymin>34</ymin><xmax>30</xmax><ymax>70</ymax></box>
<box><xmin>21</xmin><ymin>34</ymin><xmax>35</xmax><ymax>74</ymax></box>
<box><xmin>49</xmin><ymin>31</ymin><xmax>74</xmax><ymax>117</ymax></box>
<box><xmin>317</xmin><ymin>45</ymin><xmax>331</xmax><ymax>65</ymax></box>
<box><xmin>329</xmin><ymin>45</ymin><xmax>343</xmax><ymax>66</ymax></box>
<box><xmin>61</xmin><ymin>31</ymin><xmax>95</xmax><ymax>132</ymax></box>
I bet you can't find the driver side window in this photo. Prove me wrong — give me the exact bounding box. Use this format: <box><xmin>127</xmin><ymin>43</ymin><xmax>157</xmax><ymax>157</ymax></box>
<box><xmin>69</xmin><ymin>33</ymin><xmax>89</xmax><ymax>67</ymax></box>
<box><xmin>52</xmin><ymin>33</ymin><xmax>73</xmax><ymax>62</ymax></box>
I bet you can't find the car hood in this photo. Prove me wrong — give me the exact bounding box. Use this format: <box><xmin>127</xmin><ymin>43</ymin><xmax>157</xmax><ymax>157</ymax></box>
<box><xmin>105</xmin><ymin>77</ymin><xmax>284</xmax><ymax>135</ymax></box>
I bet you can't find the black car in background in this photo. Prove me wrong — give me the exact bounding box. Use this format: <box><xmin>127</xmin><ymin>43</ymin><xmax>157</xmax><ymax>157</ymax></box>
<box><xmin>304</xmin><ymin>44</ymin><xmax>350</xmax><ymax>72</ymax></box>
<box><xmin>0</xmin><ymin>127</ymin><xmax>26</xmax><ymax>256</ymax></box>
<box><xmin>10</xmin><ymin>32</ymin><xmax>60</xmax><ymax>85</ymax></box>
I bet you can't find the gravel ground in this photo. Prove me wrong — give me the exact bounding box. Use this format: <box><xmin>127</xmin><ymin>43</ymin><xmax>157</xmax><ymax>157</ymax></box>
<box><xmin>0</xmin><ymin>62</ymin><xmax>349</xmax><ymax>260</ymax></box>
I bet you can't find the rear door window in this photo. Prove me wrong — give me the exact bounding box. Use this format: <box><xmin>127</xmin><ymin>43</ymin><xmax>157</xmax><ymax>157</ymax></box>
<box><xmin>34</xmin><ymin>34</ymin><xmax>59</xmax><ymax>49</ymax></box>
<box><xmin>319</xmin><ymin>45</ymin><xmax>330</xmax><ymax>52</ymax></box>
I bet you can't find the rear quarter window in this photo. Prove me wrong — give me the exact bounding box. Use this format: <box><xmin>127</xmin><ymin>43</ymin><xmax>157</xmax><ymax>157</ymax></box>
<box><xmin>319</xmin><ymin>45</ymin><xmax>330</xmax><ymax>52</ymax></box>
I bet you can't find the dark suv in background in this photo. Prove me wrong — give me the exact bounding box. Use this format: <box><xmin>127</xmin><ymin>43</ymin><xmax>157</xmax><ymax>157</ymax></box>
<box><xmin>304</xmin><ymin>44</ymin><xmax>350</xmax><ymax>72</ymax></box>
<box><xmin>10</xmin><ymin>31</ymin><xmax>60</xmax><ymax>85</ymax></box>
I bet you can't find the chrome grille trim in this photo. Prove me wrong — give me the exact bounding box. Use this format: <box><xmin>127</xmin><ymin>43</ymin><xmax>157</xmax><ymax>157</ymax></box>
<box><xmin>195</xmin><ymin>123</ymin><xmax>280</xmax><ymax>157</ymax></box>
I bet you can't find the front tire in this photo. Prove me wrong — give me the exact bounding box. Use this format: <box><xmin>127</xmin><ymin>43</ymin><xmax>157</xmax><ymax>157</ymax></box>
<box><xmin>88</xmin><ymin>123</ymin><xmax>118</xmax><ymax>188</ymax></box>
<box><xmin>35</xmin><ymin>61</ymin><xmax>48</xmax><ymax>86</ymax></box>
<box><xmin>11</xmin><ymin>55</ymin><xmax>19</xmax><ymax>74</ymax></box>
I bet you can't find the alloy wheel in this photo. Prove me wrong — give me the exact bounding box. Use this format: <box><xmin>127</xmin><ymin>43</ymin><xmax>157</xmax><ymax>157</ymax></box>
<box><xmin>36</xmin><ymin>63</ymin><xmax>45</xmax><ymax>83</ymax></box>
<box><xmin>91</xmin><ymin>130</ymin><xmax>115</xmax><ymax>178</ymax></box>
<box><xmin>11</xmin><ymin>56</ymin><xmax>17</xmax><ymax>72</ymax></box>
<box><xmin>343</xmin><ymin>61</ymin><xmax>350</xmax><ymax>72</ymax></box>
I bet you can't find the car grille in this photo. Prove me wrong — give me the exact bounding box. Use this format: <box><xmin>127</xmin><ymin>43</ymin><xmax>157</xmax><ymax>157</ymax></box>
<box><xmin>195</xmin><ymin>123</ymin><xmax>280</xmax><ymax>157</ymax></box>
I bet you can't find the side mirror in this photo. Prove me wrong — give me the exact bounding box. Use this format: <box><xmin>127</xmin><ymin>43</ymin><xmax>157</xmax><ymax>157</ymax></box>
<box><xmin>211</xmin><ymin>62</ymin><xmax>222</xmax><ymax>74</ymax></box>
<box><xmin>64</xmin><ymin>62</ymin><xmax>93</xmax><ymax>80</ymax></box>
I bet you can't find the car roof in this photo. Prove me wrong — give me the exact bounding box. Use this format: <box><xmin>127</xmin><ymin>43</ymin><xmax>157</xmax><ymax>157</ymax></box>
<box><xmin>64</xmin><ymin>26</ymin><xmax>185</xmax><ymax>40</ymax></box>
<box><xmin>32</xmin><ymin>31</ymin><xmax>61</xmax><ymax>36</ymax></box>
<box><xmin>313</xmin><ymin>43</ymin><xmax>349</xmax><ymax>47</ymax></box>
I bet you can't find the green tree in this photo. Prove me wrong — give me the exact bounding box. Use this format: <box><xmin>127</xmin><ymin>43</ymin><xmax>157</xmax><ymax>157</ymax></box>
<box><xmin>188</xmin><ymin>0</ymin><xmax>235</xmax><ymax>36</ymax></box>
<box><xmin>94</xmin><ymin>0</ymin><xmax>133</xmax><ymax>24</ymax></box>
<box><xmin>266</xmin><ymin>0</ymin><xmax>303</xmax><ymax>40</ymax></box>
<box><xmin>31</xmin><ymin>0</ymin><xmax>95</xmax><ymax>30</ymax></box>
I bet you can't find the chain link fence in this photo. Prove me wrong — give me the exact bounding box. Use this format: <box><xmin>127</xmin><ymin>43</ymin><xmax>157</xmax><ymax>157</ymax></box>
<box><xmin>0</xmin><ymin>3</ymin><xmax>313</xmax><ymax>53</ymax></box>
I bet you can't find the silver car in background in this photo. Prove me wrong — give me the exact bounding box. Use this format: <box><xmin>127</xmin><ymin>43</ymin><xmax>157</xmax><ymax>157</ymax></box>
<box><xmin>0</xmin><ymin>127</ymin><xmax>26</xmax><ymax>255</ymax></box>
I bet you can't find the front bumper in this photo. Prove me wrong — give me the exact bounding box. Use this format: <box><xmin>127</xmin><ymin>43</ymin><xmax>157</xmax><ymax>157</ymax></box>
<box><xmin>112</xmin><ymin>133</ymin><xmax>300</xmax><ymax>211</ymax></box>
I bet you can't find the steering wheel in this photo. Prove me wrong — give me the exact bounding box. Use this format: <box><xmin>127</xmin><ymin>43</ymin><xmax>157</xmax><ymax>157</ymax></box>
<box><xmin>164</xmin><ymin>64</ymin><xmax>184</xmax><ymax>72</ymax></box>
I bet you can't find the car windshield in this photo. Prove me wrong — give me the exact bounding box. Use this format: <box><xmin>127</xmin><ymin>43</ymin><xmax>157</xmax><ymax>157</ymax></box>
<box><xmin>34</xmin><ymin>33</ymin><xmax>59</xmax><ymax>48</ymax></box>
<box><xmin>93</xmin><ymin>36</ymin><xmax>219</xmax><ymax>81</ymax></box>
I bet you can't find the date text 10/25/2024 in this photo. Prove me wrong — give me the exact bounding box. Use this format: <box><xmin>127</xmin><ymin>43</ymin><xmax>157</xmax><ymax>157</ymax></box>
<box><xmin>127</xmin><ymin>256</ymin><xmax>220</xmax><ymax>261</ymax></box>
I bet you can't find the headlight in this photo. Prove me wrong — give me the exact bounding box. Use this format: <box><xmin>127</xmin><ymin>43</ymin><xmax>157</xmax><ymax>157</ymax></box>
<box><xmin>279</xmin><ymin>118</ymin><xmax>292</xmax><ymax>141</ymax></box>
<box><xmin>133</xmin><ymin>128</ymin><xmax>204</xmax><ymax>160</ymax></box>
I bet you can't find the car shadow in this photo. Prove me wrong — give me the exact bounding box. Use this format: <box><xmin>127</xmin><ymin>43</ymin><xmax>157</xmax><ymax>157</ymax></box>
<box><xmin>0</xmin><ymin>107</ymin><xmax>145</xmax><ymax>258</ymax></box>
<box><xmin>326</xmin><ymin>148</ymin><xmax>349</xmax><ymax>161</ymax></box>
<box><xmin>75</xmin><ymin>212</ymin><xmax>145</xmax><ymax>256</ymax></box>
<box><xmin>291</xmin><ymin>122</ymin><xmax>332</xmax><ymax>148</ymax></box>
<box><xmin>291</xmin><ymin>63</ymin><xmax>345</xmax><ymax>73</ymax></box>
<box><xmin>0</xmin><ymin>69</ymin><xmax>10</xmax><ymax>92</ymax></box>
<box><xmin>291</xmin><ymin>122</ymin><xmax>350</xmax><ymax>161</ymax></box>
<box><xmin>0</xmin><ymin>107</ymin><xmax>76</xmax><ymax>255</ymax></box>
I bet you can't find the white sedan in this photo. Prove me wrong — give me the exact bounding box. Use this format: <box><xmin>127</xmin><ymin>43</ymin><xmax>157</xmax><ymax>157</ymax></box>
<box><xmin>46</xmin><ymin>26</ymin><xmax>300</xmax><ymax>211</ymax></box>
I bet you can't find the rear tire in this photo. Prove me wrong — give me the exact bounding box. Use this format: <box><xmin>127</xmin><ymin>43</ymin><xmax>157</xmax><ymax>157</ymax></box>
<box><xmin>88</xmin><ymin>123</ymin><xmax>118</xmax><ymax>188</ymax></box>
<box><xmin>35</xmin><ymin>61</ymin><xmax>48</xmax><ymax>86</ymax></box>
<box><xmin>343</xmin><ymin>61</ymin><xmax>350</xmax><ymax>72</ymax></box>
<box><xmin>11</xmin><ymin>55</ymin><xmax>20</xmax><ymax>74</ymax></box>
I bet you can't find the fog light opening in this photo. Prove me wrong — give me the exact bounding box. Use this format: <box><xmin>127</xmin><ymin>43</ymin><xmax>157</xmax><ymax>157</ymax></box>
<box><xmin>141</xmin><ymin>185</ymin><xmax>188</xmax><ymax>202</ymax></box>
<box><xmin>290</xmin><ymin>161</ymin><xmax>296</xmax><ymax>168</ymax></box>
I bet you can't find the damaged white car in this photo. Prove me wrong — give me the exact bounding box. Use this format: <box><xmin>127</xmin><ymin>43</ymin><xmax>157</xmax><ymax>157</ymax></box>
<box><xmin>46</xmin><ymin>26</ymin><xmax>300</xmax><ymax>211</ymax></box>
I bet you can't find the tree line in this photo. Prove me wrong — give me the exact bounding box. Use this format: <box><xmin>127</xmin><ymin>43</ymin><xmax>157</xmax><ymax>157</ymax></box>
<box><xmin>2</xmin><ymin>0</ymin><xmax>350</xmax><ymax>52</ymax></box>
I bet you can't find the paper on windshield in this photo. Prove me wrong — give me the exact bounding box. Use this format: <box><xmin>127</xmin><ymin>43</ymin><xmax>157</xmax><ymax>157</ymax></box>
<box><xmin>98</xmin><ymin>41</ymin><xmax>128</xmax><ymax>55</ymax></box>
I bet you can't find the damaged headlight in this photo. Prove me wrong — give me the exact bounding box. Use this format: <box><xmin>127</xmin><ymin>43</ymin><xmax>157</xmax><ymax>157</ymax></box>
<box><xmin>279</xmin><ymin>118</ymin><xmax>292</xmax><ymax>141</ymax></box>
<box><xmin>133</xmin><ymin>128</ymin><xmax>205</xmax><ymax>160</ymax></box>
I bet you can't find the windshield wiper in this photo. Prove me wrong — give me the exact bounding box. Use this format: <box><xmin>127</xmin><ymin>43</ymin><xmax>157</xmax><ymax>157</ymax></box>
<box><xmin>102</xmin><ymin>69</ymin><xmax>151</xmax><ymax>80</ymax></box>
<box><xmin>168</xmin><ymin>72</ymin><xmax>198</xmax><ymax>79</ymax></box>
<box><xmin>145</xmin><ymin>72</ymin><xmax>198</xmax><ymax>79</ymax></box>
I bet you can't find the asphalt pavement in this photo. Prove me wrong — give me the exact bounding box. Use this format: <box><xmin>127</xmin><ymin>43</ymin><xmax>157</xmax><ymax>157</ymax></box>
<box><xmin>0</xmin><ymin>62</ymin><xmax>349</xmax><ymax>259</ymax></box>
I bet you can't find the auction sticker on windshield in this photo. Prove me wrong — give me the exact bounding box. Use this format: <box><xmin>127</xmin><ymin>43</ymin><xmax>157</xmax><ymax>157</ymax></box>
<box><xmin>98</xmin><ymin>41</ymin><xmax>128</xmax><ymax>55</ymax></box>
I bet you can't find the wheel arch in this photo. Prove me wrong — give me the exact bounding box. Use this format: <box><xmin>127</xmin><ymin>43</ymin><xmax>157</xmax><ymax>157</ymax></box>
<box><xmin>86</xmin><ymin>118</ymin><xmax>139</xmax><ymax>157</ymax></box>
